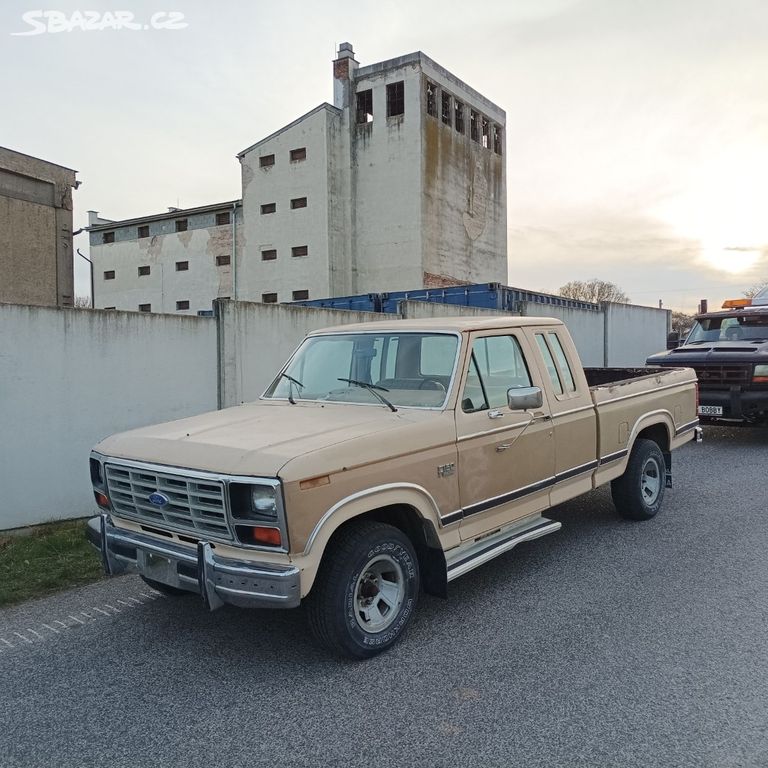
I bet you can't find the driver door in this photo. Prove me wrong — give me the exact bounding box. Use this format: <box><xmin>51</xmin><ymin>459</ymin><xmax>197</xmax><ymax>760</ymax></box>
<box><xmin>456</xmin><ymin>331</ymin><xmax>556</xmax><ymax>541</ymax></box>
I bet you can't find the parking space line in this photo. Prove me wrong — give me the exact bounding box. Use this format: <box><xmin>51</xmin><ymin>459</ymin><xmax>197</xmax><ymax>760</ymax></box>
<box><xmin>1</xmin><ymin>638</ymin><xmax>14</xmax><ymax>649</ymax></box>
<box><xmin>13</xmin><ymin>632</ymin><xmax>33</xmax><ymax>644</ymax></box>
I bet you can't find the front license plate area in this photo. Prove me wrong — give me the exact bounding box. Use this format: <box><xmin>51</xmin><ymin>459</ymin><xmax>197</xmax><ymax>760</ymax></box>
<box><xmin>698</xmin><ymin>405</ymin><xmax>723</xmax><ymax>416</ymax></box>
<box><xmin>138</xmin><ymin>550</ymin><xmax>177</xmax><ymax>584</ymax></box>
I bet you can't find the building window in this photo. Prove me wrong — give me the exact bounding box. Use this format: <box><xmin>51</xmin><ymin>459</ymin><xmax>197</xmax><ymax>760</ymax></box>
<box><xmin>425</xmin><ymin>80</ymin><xmax>437</xmax><ymax>117</ymax></box>
<box><xmin>441</xmin><ymin>92</ymin><xmax>452</xmax><ymax>126</ymax></box>
<box><xmin>290</xmin><ymin>147</ymin><xmax>306</xmax><ymax>162</ymax></box>
<box><xmin>176</xmin><ymin>261</ymin><xmax>189</xmax><ymax>271</ymax></box>
<box><xmin>138</xmin><ymin>225</ymin><xmax>150</xmax><ymax>239</ymax></box>
<box><xmin>290</xmin><ymin>197</ymin><xmax>307</xmax><ymax>209</ymax></box>
<box><xmin>261</xmin><ymin>249</ymin><xmax>277</xmax><ymax>261</ymax></box>
<box><xmin>481</xmin><ymin>116</ymin><xmax>490</xmax><ymax>149</ymax></box>
<box><xmin>215</xmin><ymin>212</ymin><xmax>231</xmax><ymax>226</ymax></box>
<box><xmin>103</xmin><ymin>270</ymin><xmax>115</xmax><ymax>280</ymax></box>
<box><xmin>176</xmin><ymin>300</ymin><xmax>190</xmax><ymax>311</ymax></box>
<box><xmin>259</xmin><ymin>154</ymin><xmax>275</xmax><ymax>168</ymax></box>
<box><xmin>138</xmin><ymin>304</ymin><xmax>151</xmax><ymax>312</ymax></box>
<box><xmin>102</xmin><ymin>232</ymin><xmax>115</xmax><ymax>244</ymax></box>
<box><xmin>261</xmin><ymin>203</ymin><xmax>276</xmax><ymax>214</ymax></box>
<box><xmin>386</xmin><ymin>81</ymin><xmax>404</xmax><ymax>118</ymax></box>
<box><xmin>262</xmin><ymin>293</ymin><xmax>278</xmax><ymax>303</ymax></box>
<box><xmin>291</xmin><ymin>245</ymin><xmax>308</xmax><ymax>258</ymax></box>
<box><xmin>356</xmin><ymin>89</ymin><xmax>373</xmax><ymax>124</ymax></box>
<box><xmin>493</xmin><ymin>125</ymin><xmax>503</xmax><ymax>155</ymax></box>
<box><xmin>470</xmin><ymin>110</ymin><xmax>479</xmax><ymax>142</ymax></box>
<box><xmin>138</xmin><ymin>265</ymin><xmax>150</xmax><ymax>277</ymax></box>
<box><xmin>216</xmin><ymin>254</ymin><xmax>231</xmax><ymax>266</ymax></box>
<box><xmin>292</xmin><ymin>290</ymin><xmax>309</xmax><ymax>301</ymax></box>
<box><xmin>104</xmin><ymin>307</ymin><xmax>116</xmax><ymax>310</ymax></box>
<box><xmin>454</xmin><ymin>101</ymin><xmax>464</xmax><ymax>134</ymax></box>
<box><xmin>175</xmin><ymin>219</ymin><xmax>188</xmax><ymax>232</ymax></box>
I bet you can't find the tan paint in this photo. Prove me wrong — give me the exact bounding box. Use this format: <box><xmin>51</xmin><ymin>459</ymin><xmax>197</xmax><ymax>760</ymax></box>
<box><xmin>95</xmin><ymin>316</ymin><xmax>699</xmax><ymax>599</ymax></box>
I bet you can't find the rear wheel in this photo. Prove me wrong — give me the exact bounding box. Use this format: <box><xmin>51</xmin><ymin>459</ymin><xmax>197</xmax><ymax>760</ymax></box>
<box><xmin>611</xmin><ymin>438</ymin><xmax>666</xmax><ymax>520</ymax></box>
<box><xmin>306</xmin><ymin>521</ymin><xmax>420</xmax><ymax>658</ymax></box>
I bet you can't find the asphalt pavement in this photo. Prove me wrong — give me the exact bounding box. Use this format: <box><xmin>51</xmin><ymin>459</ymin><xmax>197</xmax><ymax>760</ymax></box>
<box><xmin>1</xmin><ymin>427</ymin><xmax>767</xmax><ymax>768</ymax></box>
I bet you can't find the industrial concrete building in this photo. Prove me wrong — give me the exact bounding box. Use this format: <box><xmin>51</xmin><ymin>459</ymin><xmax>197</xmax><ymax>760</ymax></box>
<box><xmin>88</xmin><ymin>44</ymin><xmax>506</xmax><ymax>313</ymax></box>
<box><xmin>0</xmin><ymin>147</ymin><xmax>79</xmax><ymax>307</ymax></box>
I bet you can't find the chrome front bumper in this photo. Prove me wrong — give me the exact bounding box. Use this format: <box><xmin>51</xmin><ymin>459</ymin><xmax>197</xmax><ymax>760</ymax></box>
<box><xmin>87</xmin><ymin>514</ymin><xmax>301</xmax><ymax>610</ymax></box>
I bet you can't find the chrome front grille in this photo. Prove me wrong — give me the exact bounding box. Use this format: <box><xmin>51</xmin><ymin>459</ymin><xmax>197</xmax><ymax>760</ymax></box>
<box><xmin>690</xmin><ymin>364</ymin><xmax>752</xmax><ymax>389</ymax></box>
<box><xmin>105</xmin><ymin>463</ymin><xmax>231</xmax><ymax>540</ymax></box>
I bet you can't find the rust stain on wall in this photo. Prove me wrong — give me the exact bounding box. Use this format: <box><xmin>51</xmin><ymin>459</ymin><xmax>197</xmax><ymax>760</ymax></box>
<box><xmin>423</xmin><ymin>271</ymin><xmax>471</xmax><ymax>288</ymax></box>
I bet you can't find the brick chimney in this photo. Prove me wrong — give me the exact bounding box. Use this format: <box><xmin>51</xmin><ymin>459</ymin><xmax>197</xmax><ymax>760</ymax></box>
<box><xmin>333</xmin><ymin>42</ymin><xmax>358</xmax><ymax>110</ymax></box>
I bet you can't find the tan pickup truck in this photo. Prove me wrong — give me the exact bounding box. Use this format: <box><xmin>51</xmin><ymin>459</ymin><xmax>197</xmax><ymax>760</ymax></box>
<box><xmin>88</xmin><ymin>317</ymin><xmax>701</xmax><ymax>657</ymax></box>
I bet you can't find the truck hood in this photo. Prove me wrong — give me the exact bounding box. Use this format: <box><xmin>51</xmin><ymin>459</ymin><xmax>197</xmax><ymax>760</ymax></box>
<box><xmin>648</xmin><ymin>339</ymin><xmax>768</xmax><ymax>365</ymax></box>
<box><xmin>94</xmin><ymin>400</ymin><xmax>437</xmax><ymax>477</ymax></box>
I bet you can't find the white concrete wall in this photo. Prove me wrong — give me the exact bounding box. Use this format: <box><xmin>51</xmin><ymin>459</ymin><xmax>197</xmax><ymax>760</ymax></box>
<box><xmin>519</xmin><ymin>303</ymin><xmax>606</xmax><ymax>367</ymax></box>
<box><xmin>239</xmin><ymin>107</ymin><xmax>334</xmax><ymax>304</ymax></box>
<box><xmin>216</xmin><ymin>300</ymin><xmax>388</xmax><ymax>407</ymax></box>
<box><xmin>92</xmin><ymin>219</ymin><xmax>238</xmax><ymax>313</ymax></box>
<box><xmin>0</xmin><ymin>305</ymin><xmax>217</xmax><ymax>530</ymax></box>
<box><xmin>604</xmin><ymin>302</ymin><xmax>670</xmax><ymax>366</ymax></box>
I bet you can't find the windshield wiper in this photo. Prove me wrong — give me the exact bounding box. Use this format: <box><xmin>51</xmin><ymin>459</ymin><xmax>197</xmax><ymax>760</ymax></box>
<box><xmin>278</xmin><ymin>372</ymin><xmax>304</xmax><ymax>404</ymax></box>
<box><xmin>337</xmin><ymin>378</ymin><xmax>398</xmax><ymax>412</ymax></box>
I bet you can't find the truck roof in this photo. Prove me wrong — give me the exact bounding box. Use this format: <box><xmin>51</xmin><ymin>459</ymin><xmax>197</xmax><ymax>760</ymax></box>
<box><xmin>696</xmin><ymin>305</ymin><xmax>768</xmax><ymax>320</ymax></box>
<box><xmin>308</xmin><ymin>316</ymin><xmax>562</xmax><ymax>335</ymax></box>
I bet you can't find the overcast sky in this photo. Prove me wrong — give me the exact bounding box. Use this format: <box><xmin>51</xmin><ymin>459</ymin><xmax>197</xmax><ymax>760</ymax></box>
<box><xmin>2</xmin><ymin>0</ymin><xmax>767</xmax><ymax>313</ymax></box>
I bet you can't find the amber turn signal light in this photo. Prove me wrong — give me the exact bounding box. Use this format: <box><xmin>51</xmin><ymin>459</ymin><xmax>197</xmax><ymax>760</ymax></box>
<box><xmin>252</xmin><ymin>526</ymin><xmax>282</xmax><ymax>547</ymax></box>
<box><xmin>94</xmin><ymin>491</ymin><xmax>110</xmax><ymax>509</ymax></box>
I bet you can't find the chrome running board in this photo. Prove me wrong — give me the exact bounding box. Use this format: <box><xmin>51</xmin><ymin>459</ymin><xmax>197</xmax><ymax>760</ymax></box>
<box><xmin>446</xmin><ymin>516</ymin><xmax>561</xmax><ymax>582</ymax></box>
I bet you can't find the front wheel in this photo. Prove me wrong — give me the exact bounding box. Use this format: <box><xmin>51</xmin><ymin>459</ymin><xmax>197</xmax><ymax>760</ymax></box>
<box><xmin>306</xmin><ymin>521</ymin><xmax>420</xmax><ymax>658</ymax></box>
<box><xmin>611</xmin><ymin>438</ymin><xmax>666</xmax><ymax>520</ymax></box>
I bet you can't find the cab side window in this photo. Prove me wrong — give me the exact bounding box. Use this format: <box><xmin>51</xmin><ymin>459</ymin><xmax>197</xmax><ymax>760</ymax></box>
<box><xmin>535</xmin><ymin>334</ymin><xmax>563</xmax><ymax>395</ymax></box>
<box><xmin>547</xmin><ymin>332</ymin><xmax>576</xmax><ymax>393</ymax></box>
<box><xmin>462</xmin><ymin>335</ymin><xmax>531</xmax><ymax>412</ymax></box>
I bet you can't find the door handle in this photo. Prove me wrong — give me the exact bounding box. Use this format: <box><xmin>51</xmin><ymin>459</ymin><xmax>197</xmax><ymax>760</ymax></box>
<box><xmin>496</xmin><ymin>443</ymin><xmax>512</xmax><ymax>452</ymax></box>
<box><xmin>532</xmin><ymin>412</ymin><xmax>552</xmax><ymax>422</ymax></box>
<box><xmin>488</xmin><ymin>410</ymin><xmax>505</xmax><ymax>419</ymax></box>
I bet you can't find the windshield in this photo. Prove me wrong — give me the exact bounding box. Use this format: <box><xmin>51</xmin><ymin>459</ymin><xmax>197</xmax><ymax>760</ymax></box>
<box><xmin>687</xmin><ymin>315</ymin><xmax>768</xmax><ymax>343</ymax></box>
<box><xmin>263</xmin><ymin>332</ymin><xmax>459</xmax><ymax>408</ymax></box>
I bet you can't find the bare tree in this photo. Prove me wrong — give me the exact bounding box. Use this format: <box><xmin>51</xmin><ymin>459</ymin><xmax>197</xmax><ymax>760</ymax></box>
<box><xmin>73</xmin><ymin>296</ymin><xmax>92</xmax><ymax>308</ymax></box>
<box><xmin>671</xmin><ymin>311</ymin><xmax>695</xmax><ymax>335</ymax></box>
<box><xmin>744</xmin><ymin>280</ymin><xmax>768</xmax><ymax>299</ymax></box>
<box><xmin>558</xmin><ymin>279</ymin><xmax>630</xmax><ymax>304</ymax></box>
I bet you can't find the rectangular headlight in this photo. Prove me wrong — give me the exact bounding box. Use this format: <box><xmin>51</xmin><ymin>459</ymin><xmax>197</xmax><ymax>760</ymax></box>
<box><xmin>754</xmin><ymin>364</ymin><xmax>768</xmax><ymax>383</ymax></box>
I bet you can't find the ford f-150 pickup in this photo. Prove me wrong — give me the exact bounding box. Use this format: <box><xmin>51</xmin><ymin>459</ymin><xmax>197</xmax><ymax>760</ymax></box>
<box><xmin>88</xmin><ymin>317</ymin><xmax>701</xmax><ymax>657</ymax></box>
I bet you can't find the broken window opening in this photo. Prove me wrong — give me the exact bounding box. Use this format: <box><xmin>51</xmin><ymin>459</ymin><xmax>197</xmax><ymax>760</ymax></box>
<box><xmin>262</xmin><ymin>293</ymin><xmax>278</xmax><ymax>304</ymax></box>
<box><xmin>261</xmin><ymin>203</ymin><xmax>276</xmax><ymax>215</ymax></box>
<box><xmin>102</xmin><ymin>231</ymin><xmax>115</xmax><ymax>244</ymax></box>
<box><xmin>292</xmin><ymin>290</ymin><xmax>309</xmax><ymax>301</ymax></box>
<box><xmin>290</xmin><ymin>197</ymin><xmax>308</xmax><ymax>209</ymax></box>
<box><xmin>291</xmin><ymin>245</ymin><xmax>309</xmax><ymax>258</ymax></box>
<box><xmin>138</xmin><ymin>265</ymin><xmax>150</xmax><ymax>277</ymax></box>
<box><xmin>481</xmin><ymin>117</ymin><xmax>490</xmax><ymax>149</ymax></box>
<box><xmin>138</xmin><ymin>303</ymin><xmax>151</xmax><ymax>312</ymax></box>
<box><xmin>137</xmin><ymin>225</ymin><xmax>149</xmax><ymax>239</ymax></box>
<box><xmin>216</xmin><ymin>254</ymin><xmax>231</xmax><ymax>266</ymax></box>
<box><xmin>175</xmin><ymin>261</ymin><xmax>189</xmax><ymax>271</ymax></box>
<box><xmin>175</xmin><ymin>219</ymin><xmax>188</xmax><ymax>232</ymax></box>
<box><xmin>261</xmin><ymin>249</ymin><xmax>277</xmax><ymax>261</ymax></box>
<box><xmin>454</xmin><ymin>101</ymin><xmax>464</xmax><ymax>134</ymax></box>
<box><xmin>386</xmin><ymin>81</ymin><xmax>404</xmax><ymax>118</ymax></box>
<box><xmin>259</xmin><ymin>154</ymin><xmax>275</xmax><ymax>168</ymax></box>
<box><xmin>470</xmin><ymin>110</ymin><xmax>479</xmax><ymax>142</ymax></box>
<box><xmin>425</xmin><ymin>80</ymin><xmax>437</xmax><ymax>117</ymax></box>
<box><xmin>356</xmin><ymin>89</ymin><xmax>373</xmax><ymax>124</ymax></box>
<box><xmin>290</xmin><ymin>147</ymin><xmax>307</xmax><ymax>162</ymax></box>
<box><xmin>103</xmin><ymin>270</ymin><xmax>115</xmax><ymax>280</ymax></box>
<box><xmin>493</xmin><ymin>125</ymin><xmax>503</xmax><ymax>155</ymax></box>
<box><xmin>441</xmin><ymin>92</ymin><xmax>451</xmax><ymax>125</ymax></box>
<box><xmin>216</xmin><ymin>212</ymin><xmax>231</xmax><ymax>226</ymax></box>
<box><xmin>176</xmin><ymin>300</ymin><xmax>190</xmax><ymax>311</ymax></box>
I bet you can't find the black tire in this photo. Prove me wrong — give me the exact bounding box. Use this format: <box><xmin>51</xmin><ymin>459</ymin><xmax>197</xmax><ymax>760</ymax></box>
<box><xmin>306</xmin><ymin>521</ymin><xmax>420</xmax><ymax>659</ymax></box>
<box><xmin>611</xmin><ymin>438</ymin><xmax>666</xmax><ymax>520</ymax></box>
<box><xmin>140</xmin><ymin>575</ymin><xmax>190</xmax><ymax>596</ymax></box>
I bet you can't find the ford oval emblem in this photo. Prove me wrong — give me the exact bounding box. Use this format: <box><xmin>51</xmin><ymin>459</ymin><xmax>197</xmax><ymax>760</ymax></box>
<box><xmin>148</xmin><ymin>492</ymin><xmax>170</xmax><ymax>507</ymax></box>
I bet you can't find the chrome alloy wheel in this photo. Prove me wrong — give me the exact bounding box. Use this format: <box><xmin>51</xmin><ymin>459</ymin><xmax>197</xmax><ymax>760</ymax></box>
<box><xmin>640</xmin><ymin>456</ymin><xmax>662</xmax><ymax>506</ymax></box>
<box><xmin>353</xmin><ymin>554</ymin><xmax>405</xmax><ymax>633</ymax></box>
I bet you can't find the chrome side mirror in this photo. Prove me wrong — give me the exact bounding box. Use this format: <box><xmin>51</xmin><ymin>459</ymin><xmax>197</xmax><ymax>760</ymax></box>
<box><xmin>507</xmin><ymin>386</ymin><xmax>543</xmax><ymax>411</ymax></box>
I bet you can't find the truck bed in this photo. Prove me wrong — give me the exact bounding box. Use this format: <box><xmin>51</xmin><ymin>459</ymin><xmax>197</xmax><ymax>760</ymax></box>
<box><xmin>583</xmin><ymin>367</ymin><xmax>670</xmax><ymax>387</ymax></box>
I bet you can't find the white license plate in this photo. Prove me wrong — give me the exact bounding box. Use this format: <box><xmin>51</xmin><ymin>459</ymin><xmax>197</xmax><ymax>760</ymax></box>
<box><xmin>698</xmin><ymin>405</ymin><xmax>723</xmax><ymax>416</ymax></box>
